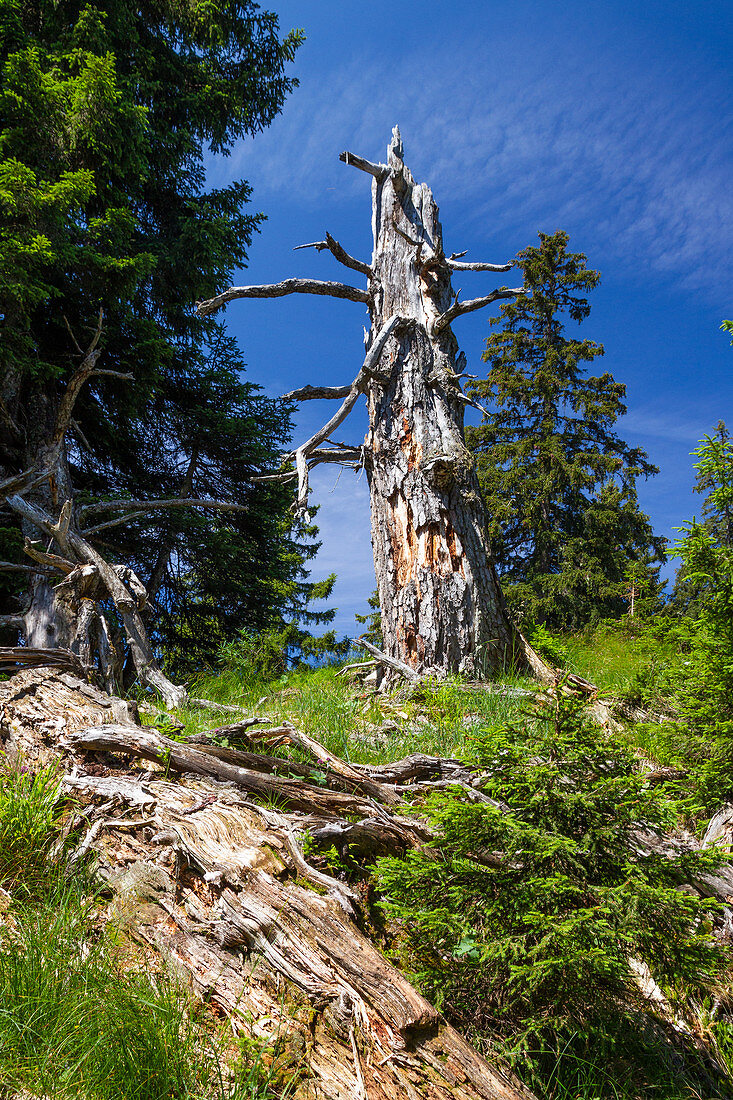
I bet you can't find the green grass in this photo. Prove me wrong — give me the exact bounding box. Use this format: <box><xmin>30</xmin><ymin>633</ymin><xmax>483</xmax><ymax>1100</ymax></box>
<box><xmin>0</xmin><ymin>758</ymin><xmax>63</xmax><ymax>896</ymax></box>
<box><xmin>560</xmin><ymin>621</ymin><xmax>675</xmax><ymax>697</ymax></box>
<box><xmin>177</xmin><ymin>664</ymin><xmax>538</xmax><ymax>765</ymax></box>
<box><xmin>0</xmin><ymin>885</ymin><xmax>277</xmax><ymax>1100</ymax></box>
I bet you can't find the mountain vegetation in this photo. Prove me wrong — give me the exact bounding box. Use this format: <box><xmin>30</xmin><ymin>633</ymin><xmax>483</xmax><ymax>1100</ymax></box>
<box><xmin>0</xmin><ymin>0</ymin><xmax>332</xmax><ymax>677</ymax></box>
<box><xmin>0</xmin><ymin>5</ymin><xmax>732</xmax><ymax>1100</ymax></box>
<box><xmin>466</xmin><ymin>231</ymin><xmax>664</xmax><ymax>628</ymax></box>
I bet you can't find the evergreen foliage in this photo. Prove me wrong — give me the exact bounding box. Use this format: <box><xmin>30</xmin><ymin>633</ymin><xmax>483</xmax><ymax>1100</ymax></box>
<box><xmin>354</xmin><ymin>588</ymin><xmax>383</xmax><ymax>647</ymax></box>
<box><xmin>671</xmin><ymin>422</ymin><xmax>733</xmax><ymax>616</ymax></box>
<box><xmin>0</xmin><ymin>2</ymin><xmax>326</xmax><ymax>669</ymax></box>
<box><xmin>376</xmin><ymin>688</ymin><xmax>727</xmax><ymax>1096</ymax></box>
<box><xmin>659</xmin><ymin>432</ymin><xmax>733</xmax><ymax>812</ymax></box>
<box><xmin>466</xmin><ymin>231</ymin><xmax>664</xmax><ymax>628</ymax></box>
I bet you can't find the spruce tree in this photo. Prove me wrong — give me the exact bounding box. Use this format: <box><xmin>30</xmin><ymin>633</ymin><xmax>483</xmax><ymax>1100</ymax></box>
<box><xmin>0</xmin><ymin>2</ymin><xmax>328</xmax><ymax>671</ymax></box>
<box><xmin>671</xmin><ymin>422</ymin><xmax>733</xmax><ymax>615</ymax></box>
<box><xmin>466</xmin><ymin>231</ymin><xmax>663</xmax><ymax>628</ymax></box>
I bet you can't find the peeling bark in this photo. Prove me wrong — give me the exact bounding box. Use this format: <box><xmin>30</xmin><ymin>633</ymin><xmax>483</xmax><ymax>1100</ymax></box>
<box><xmin>359</xmin><ymin>128</ymin><xmax>521</xmax><ymax>676</ymax></box>
<box><xmin>198</xmin><ymin>128</ymin><xmax>530</xmax><ymax>679</ymax></box>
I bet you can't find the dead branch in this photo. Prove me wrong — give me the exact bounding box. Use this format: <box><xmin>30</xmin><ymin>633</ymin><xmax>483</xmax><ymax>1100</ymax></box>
<box><xmin>0</xmin><ymin>646</ymin><xmax>87</xmax><ymax>675</ymax></box>
<box><xmin>0</xmin><ymin>560</ymin><xmax>53</xmax><ymax>574</ymax></box>
<box><xmin>446</xmin><ymin>258</ymin><xmax>514</xmax><ymax>272</ymax></box>
<box><xmin>196</xmin><ymin>278</ymin><xmax>370</xmax><ymax>318</ymax></box>
<box><xmin>294</xmin><ymin>232</ymin><xmax>372</xmax><ymax>278</ymax></box>
<box><xmin>78</xmin><ymin>497</ymin><xmax>249</xmax><ymax>521</ymax></box>
<box><xmin>279</xmin><ymin>723</ymin><xmax>402</xmax><ymax>806</ymax></box>
<box><xmin>0</xmin><ymin>467</ymin><xmax>49</xmax><ymax>506</ymax></box>
<box><xmin>62</xmin><ymin>722</ymin><xmax>428</xmax><ymax>829</ymax></box>
<box><xmin>357</xmin><ymin>637</ymin><xmax>423</xmax><ymax>684</ymax></box>
<box><xmin>53</xmin><ymin>309</ymin><xmax>105</xmax><ymax>446</ymax></box>
<box><xmin>338</xmin><ymin>150</ymin><xmax>389</xmax><ymax>180</ymax></box>
<box><xmin>7</xmin><ymin>494</ymin><xmax>184</xmax><ymax>708</ymax></box>
<box><xmin>433</xmin><ymin>286</ymin><xmax>525</xmax><ymax>333</ymax></box>
<box><xmin>22</xmin><ymin>541</ymin><xmax>76</xmax><ymax>574</ymax></box>
<box><xmin>288</xmin><ymin>314</ymin><xmax>403</xmax><ymax>517</ymax></box>
<box><xmin>308</xmin><ymin>446</ymin><xmax>363</xmax><ymax>465</ymax></box>
<box><xmin>283</xmin><ymin>384</ymin><xmax>352</xmax><ymax>401</ymax></box>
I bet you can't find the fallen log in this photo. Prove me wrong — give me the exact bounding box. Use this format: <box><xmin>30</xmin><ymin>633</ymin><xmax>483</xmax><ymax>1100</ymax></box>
<box><xmin>0</xmin><ymin>666</ymin><xmax>538</xmax><ymax>1100</ymax></box>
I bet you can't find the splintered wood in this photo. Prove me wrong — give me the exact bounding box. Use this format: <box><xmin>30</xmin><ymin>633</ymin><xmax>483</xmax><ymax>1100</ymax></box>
<box><xmin>0</xmin><ymin>667</ymin><xmax>537</xmax><ymax>1100</ymax></box>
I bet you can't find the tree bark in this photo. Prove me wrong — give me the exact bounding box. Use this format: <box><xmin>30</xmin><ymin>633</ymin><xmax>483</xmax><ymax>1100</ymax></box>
<box><xmin>360</xmin><ymin>128</ymin><xmax>520</xmax><ymax>675</ymax></box>
<box><xmin>198</xmin><ymin>129</ymin><xmax>531</xmax><ymax>679</ymax></box>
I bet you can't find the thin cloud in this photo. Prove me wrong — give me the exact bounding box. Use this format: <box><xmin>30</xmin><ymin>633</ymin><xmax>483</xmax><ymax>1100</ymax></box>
<box><xmin>213</xmin><ymin>40</ymin><xmax>732</xmax><ymax>300</ymax></box>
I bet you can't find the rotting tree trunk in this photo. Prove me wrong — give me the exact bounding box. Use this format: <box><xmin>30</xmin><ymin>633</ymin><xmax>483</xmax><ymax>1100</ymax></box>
<box><xmin>0</xmin><ymin>666</ymin><xmax>539</xmax><ymax>1100</ymax></box>
<box><xmin>362</xmin><ymin>130</ymin><xmax>516</xmax><ymax>675</ymax></box>
<box><xmin>197</xmin><ymin>128</ymin><xmax>534</xmax><ymax>679</ymax></box>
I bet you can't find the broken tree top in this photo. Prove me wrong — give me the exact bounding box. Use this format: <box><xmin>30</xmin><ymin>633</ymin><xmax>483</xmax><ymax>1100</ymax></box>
<box><xmin>197</xmin><ymin>128</ymin><xmax>532</xmax><ymax>679</ymax></box>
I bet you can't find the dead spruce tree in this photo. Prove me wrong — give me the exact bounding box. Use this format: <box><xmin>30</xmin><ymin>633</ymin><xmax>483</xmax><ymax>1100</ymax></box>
<box><xmin>200</xmin><ymin>127</ymin><xmax>540</xmax><ymax>678</ymax></box>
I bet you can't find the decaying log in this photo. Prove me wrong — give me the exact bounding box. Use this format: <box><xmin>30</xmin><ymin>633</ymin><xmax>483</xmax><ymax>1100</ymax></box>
<box><xmin>0</xmin><ymin>645</ymin><xmax>88</xmax><ymax>676</ymax></box>
<box><xmin>0</xmin><ymin>666</ymin><xmax>538</xmax><ymax>1100</ymax></box>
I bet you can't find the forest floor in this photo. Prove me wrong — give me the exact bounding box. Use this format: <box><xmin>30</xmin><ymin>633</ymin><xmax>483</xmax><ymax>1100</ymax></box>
<box><xmin>1</xmin><ymin>621</ymin><xmax>730</xmax><ymax>1100</ymax></box>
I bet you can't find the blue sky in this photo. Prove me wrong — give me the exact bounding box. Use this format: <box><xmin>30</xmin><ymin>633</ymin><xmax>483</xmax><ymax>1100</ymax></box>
<box><xmin>208</xmin><ymin>0</ymin><xmax>733</xmax><ymax>636</ymax></box>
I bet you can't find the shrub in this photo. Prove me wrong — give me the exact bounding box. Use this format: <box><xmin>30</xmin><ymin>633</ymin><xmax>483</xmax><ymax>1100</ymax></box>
<box><xmin>375</xmin><ymin>690</ymin><xmax>728</xmax><ymax>1096</ymax></box>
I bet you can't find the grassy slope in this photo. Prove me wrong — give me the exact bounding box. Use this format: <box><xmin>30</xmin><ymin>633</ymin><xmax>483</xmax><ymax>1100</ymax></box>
<box><xmin>1</xmin><ymin>623</ymin><xmax>727</xmax><ymax>1100</ymax></box>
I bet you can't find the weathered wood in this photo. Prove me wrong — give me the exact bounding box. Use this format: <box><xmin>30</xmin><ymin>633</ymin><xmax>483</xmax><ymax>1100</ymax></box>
<box><xmin>283</xmin><ymin>383</ymin><xmax>352</xmax><ymax>401</ymax></box>
<box><xmin>197</xmin><ymin>278</ymin><xmax>370</xmax><ymax>317</ymax></box>
<box><xmin>6</xmin><ymin>494</ymin><xmax>185</xmax><ymax>708</ymax></box>
<box><xmin>195</xmin><ymin>129</ymin><xmax>535</xmax><ymax>679</ymax></box>
<box><xmin>0</xmin><ymin>666</ymin><xmax>538</xmax><ymax>1100</ymax></box>
<box><xmin>0</xmin><ymin>645</ymin><xmax>87</xmax><ymax>676</ymax></box>
<box><xmin>348</xmin><ymin>128</ymin><xmax>526</xmax><ymax>676</ymax></box>
<box><xmin>62</xmin><ymin>722</ymin><xmax>428</xmax><ymax>828</ymax></box>
<box><xmin>446</xmin><ymin>257</ymin><xmax>514</xmax><ymax>272</ymax></box>
<box><xmin>294</xmin><ymin>233</ymin><xmax>372</xmax><ymax>278</ymax></box>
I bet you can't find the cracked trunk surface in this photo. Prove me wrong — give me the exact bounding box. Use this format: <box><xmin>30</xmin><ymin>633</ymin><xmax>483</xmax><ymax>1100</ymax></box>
<box><xmin>365</xmin><ymin>134</ymin><xmax>514</xmax><ymax>676</ymax></box>
<box><xmin>0</xmin><ymin>666</ymin><xmax>538</xmax><ymax>1100</ymax></box>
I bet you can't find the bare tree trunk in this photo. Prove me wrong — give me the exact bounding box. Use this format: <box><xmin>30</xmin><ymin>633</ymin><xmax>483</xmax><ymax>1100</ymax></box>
<box><xmin>362</xmin><ymin>129</ymin><xmax>517</xmax><ymax>675</ymax></box>
<box><xmin>197</xmin><ymin>128</ymin><xmax>528</xmax><ymax>680</ymax></box>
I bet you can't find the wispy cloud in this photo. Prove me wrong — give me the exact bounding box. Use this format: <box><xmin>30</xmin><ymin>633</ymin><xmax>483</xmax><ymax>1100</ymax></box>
<box><xmin>620</xmin><ymin>406</ymin><xmax>721</xmax><ymax>445</ymax></box>
<box><xmin>215</xmin><ymin>38</ymin><xmax>732</xmax><ymax>301</ymax></box>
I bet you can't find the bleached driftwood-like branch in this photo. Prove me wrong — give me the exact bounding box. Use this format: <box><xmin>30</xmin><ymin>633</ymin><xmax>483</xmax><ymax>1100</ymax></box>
<box><xmin>338</xmin><ymin>150</ymin><xmax>389</xmax><ymax>180</ymax></box>
<box><xmin>446</xmin><ymin>258</ymin><xmax>513</xmax><ymax>272</ymax></box>
<box><xmin>294</xmin><ymin>233</ymin><xmax>372</xmax><ymax>278</ymax></box>
<box><xmin>307</xmin><ymin>446</ymin><xmax>362</xmax><ymax>465</ymax></box>
<box><xmin>196</xmin><ymin>278</ymin><xmax>370</xmax><ymax>318</ymax></box>
<box><xmin>6</xmin><ymin>494</ymin><xmax>185</xmax><ymax>708</ymax></box>
<box><xmin>433</xmin><ymin>286</ymin><xmax>524</xmax><ymax>334</ymax></box>
<box><xmin>283</xmin><ymin>384</ymin><xmax>352</xmax><ymax>402</ymax></box>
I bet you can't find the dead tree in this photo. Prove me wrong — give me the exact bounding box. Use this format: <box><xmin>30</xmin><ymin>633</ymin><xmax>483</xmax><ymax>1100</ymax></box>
<box><xmin>199</xmin><ymin>128</ymin><xmax>532</xmax><ymax>678</ymax></box>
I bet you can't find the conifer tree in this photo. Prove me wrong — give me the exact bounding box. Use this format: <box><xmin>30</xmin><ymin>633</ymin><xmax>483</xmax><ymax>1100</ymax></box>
<box><xmin>0</xmin><ymin>2</ymin><xmax>330</xmax><ymax>675</ymax></box>
<box><xmin>671</xmin><ymin>422</ymin><xmax>733</xmax><ymax>614</ymax></box>
<box><xmin>466</xmin><ymin>231</ymin><xmax>663</xmax><ymax>628</ymax></box>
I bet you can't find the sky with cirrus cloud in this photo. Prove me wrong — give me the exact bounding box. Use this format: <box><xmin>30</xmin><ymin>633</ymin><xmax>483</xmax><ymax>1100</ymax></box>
<box><xmin>207</xmin><ymin>0</ymin><xmax>733</xmax><ymax>637</ymax></box>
